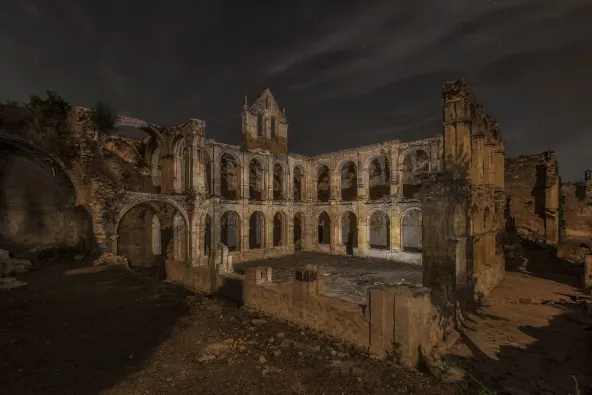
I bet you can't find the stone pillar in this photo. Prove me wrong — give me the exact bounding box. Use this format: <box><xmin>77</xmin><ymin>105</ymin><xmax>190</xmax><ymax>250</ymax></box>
<box><xmin>241</xmin><ymin>218</ymin><xmax>250</xmax><ymax>253</ymax></box>
<box><xmin>544</xmin><ymin>176</ymin><xmax>559</xmax><ymax>245</ymax></box>
<box><xmin>242</xmin><ymin>154</ymin><xmax>250</xmax><ymax>200</ymax></box>
<box><xmin>390</xmin><ymin>148</ymin><xmax>399</xmax><ymax>197</ymax></box>
<box><xmin>188</xmin><ymin>144</ymin><xmax>200</xmax><ymax>192</ymax></box>
<box><xmin>266</xmin><ymin>214</ymin><xmax>273</xmax><ymax>249</ymax></box>
<box><xmin>330</xmin><ymin>171</ymin><xmax>339</xmax><ymax>201</ymax></box>
<box><xmin>390</xmin><ymin>211</ymin><xmax>401</xmax><ymax>251</ymax></box>
<box><xmin>357</xmin><ymin>204</ymin><xmax>369</xmax><ymax>251</ymax></box>
<box><xmin>493</xmin><ymin>150</ymin><xmax>504</xmax><ymax>191</ymax></box>
<box><xmin>287</xmin><ymin>215</ymin><xmax>294</xmax><ymax>250</ymax></box>
<box><xmin>454</xmin><ymin>237</ymin><xmax>469</xmax><ymax>289</ymax></box>
<box><xmin>160</xmin><ymin>155</ymin><xmax>175</xmax><ymax>194</ymax></box>
<box><xmin>483</xmin><ymin>143</ymin><xmax>494</xmax><ymax>185</ymax></box>
<box><xmin>188</xmin><ymin>224</ymin><xmax>200</xmax><ymax>266</ymax></box>
<box><xmin>212</xmin><ymin>147</ymin><xmax>221</xmax><ymax>197</ymax></box>
<box><xmin>357</xmin><ymin>168</ymin><xmax>367</xmax><ymax>200</ymax></box>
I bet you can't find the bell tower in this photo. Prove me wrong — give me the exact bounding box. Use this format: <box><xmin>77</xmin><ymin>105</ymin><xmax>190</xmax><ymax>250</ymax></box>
<box><xmin>241</xmin><ymin>89</ymin><xmax>288</xmax><ymax>155</ymax></box>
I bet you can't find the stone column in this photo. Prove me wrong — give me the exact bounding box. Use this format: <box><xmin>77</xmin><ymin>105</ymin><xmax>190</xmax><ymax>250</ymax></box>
<box><xmin>493</xmin><ymin>150</ymin><xmax>504</xmax><ymax>191</ymax></box>
<box><xmin>160</xmin><ymin>155</ymin><xmax>175</xmax><ymax>194</ymax></box>
<box><xmin>390</xmin><ymin>148</ymin><xmax>399</xmax><ymax>197</ymax></box>
<box><xmin>390</xmin><ymin>211</ymin><xmax>401</xmax><ymax>251</ymax></box>
<box><xmin>357</xmin><ymin>168</ymin><xmax>367</xmax><ymax>200</ymax></box>
<box><xmin>241</xmin><ymin>219</ymin><xmax>250</xmax><ymax>253</ymax></box>
<box><xmin>187</xmin><ymin>143</ymin><xmax>200</xmax><ymax>192</ymax></box>
<box><xmin>287</xmin><ymin>215</ymin><xmax>294</xmax><ymax>250</ymax></box>
<box><xmin>330</xmin><ymin>171</ymin><xmax>340</xmax><ymax>201</ymax></box>
<box><xmin>266</xmin><ymin>214</ymin><xmax>273</xmax><ymax>249</ymax></box>
<box><xmin>357</xmin><ymin>205</ymin><xmax>369</xmax><ymax>252</ymax></box>
<box><xmin>212</xmin><ymin>147</ymin><xmax>221</xmax><ymax>197</ymax></box>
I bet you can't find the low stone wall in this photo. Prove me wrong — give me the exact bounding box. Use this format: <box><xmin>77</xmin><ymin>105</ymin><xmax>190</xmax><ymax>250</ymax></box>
<box><xmin>166</xmin><ymin>261</ymin><xmax>448</xmax><ymax>369</ymax></box>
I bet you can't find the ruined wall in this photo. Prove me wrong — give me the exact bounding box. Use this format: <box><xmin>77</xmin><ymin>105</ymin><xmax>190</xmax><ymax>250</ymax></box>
<box><xmin>242</xmin><ymin>90</ymin><xmax>288</xmax><ymax>155</ymax></box>
<box><xmin>561</xmin><ymin>181</ymin><xmax>592</xmax><ymax>241</ymax></box>
<box><xmin>166</xmin><ymin>261</ymin><xmax>447</xmax><ymax>369</ymax></box>
<box><xmin>0</xmin><ymin>140</ymin><xmax>94</xmax><ymax>253</ymax></box>
<box><xmin>504</xmin><ymin>151</ymin><xmax>560</xmax><ymax>246</ymax></box>
<box><xmin>420</xmin><ymin>80</ymin><xmax>506</xmax><ymax>305</ymax></box>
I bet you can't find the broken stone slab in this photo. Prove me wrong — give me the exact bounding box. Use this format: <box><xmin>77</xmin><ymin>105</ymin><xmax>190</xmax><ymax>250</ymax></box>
<box><xmin>0</xmin><ymin>249</ymin><xmax>10</xmax><ymax>260</ymax></box>
<box><xmin>0</xmin><ymin>277</ymin><xmax>27</xmax><ymax>289</ymax></box>
<box><xmin>92</xmin><ymin>252</ymin><xmax>129</xmax><ymax>267</ymax></box>
<box><xmin>1</xmin><ymin>258</ymin><xmax>33</xmax><ymax>277</ymax></box>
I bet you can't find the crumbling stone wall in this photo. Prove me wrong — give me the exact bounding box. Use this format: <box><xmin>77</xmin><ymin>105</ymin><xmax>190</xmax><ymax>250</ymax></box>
<box><xmin>0</xmin><ymin>139</ymin><xmax>93</xmax><ymax>252</ymax></box>
<box><xmin>561</xmin><ymin>181</ymin><xmax>592</xmax><ymax>241</ymax></box>
<box><xmin>420</xmin><ymin>80</ymin><xmax>506</xmax><ymax>305</ymax></box>
<box><xmin>504</xmin><ymin>151</ymin><xmax>560</xmax><ymax>246</ymax></box>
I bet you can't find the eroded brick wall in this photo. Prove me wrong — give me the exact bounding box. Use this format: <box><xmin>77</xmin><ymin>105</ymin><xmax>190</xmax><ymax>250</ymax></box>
<box><xmin>0</xmin><ymin>143</ymin><xmax>93</xmax><ymax>252</ymax></box>
<box><xmin>504</xmin><ymin>151</ymin><xmax>559</xmax><ymax>246</ymax></box>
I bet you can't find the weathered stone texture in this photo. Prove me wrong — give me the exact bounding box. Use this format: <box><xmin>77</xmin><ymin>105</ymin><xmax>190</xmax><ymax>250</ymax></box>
<box><xmin>504</xmin><ymin>151</ymin><xmax>559</xmax><ymax>246</ymax></box>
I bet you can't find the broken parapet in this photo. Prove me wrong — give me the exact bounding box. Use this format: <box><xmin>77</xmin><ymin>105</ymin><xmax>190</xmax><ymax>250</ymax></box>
<box><xmin>245</xmin><ymin>266</ymin><xmax>272</xmax><ymax>286</ymax></box>
<box><xmin>366</xmin><ymin>284</ymin><xmax>448</xmax><ymax>370</ymax></box>
<box><xmin>213</xmin><ymin>243</ymin><xmax>233</xmax><ymax>274</ymax></box>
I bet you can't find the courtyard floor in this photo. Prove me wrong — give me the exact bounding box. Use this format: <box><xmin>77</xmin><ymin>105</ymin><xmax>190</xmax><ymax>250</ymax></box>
<box><xmin>232</xmin><ymin>251</ymin><xmax>423</xmax><ymax>304</ymax></box>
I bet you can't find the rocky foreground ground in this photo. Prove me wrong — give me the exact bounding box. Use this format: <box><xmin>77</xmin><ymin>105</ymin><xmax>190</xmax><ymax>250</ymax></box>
<box><xmin>1</xmin><ymin>252</ymin><xmax>590</xmax><ymax>395</ymax></box>
<box><xmin>0</xmin><ymin>261</ymin><xmax>475</xmax><ymax>395</ymax></box>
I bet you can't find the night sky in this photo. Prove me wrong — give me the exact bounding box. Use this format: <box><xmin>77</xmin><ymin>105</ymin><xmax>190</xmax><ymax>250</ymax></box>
<box><xmin>1</xmin><ymin>0</ymin><xmax>591</xmax><ymax>180</ymax></box>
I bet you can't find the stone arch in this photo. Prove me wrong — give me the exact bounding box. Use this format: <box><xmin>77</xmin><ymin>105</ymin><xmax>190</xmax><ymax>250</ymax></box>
<box><xmin>293</xmin><ymin>211</ymin><xmax>305</xmax><ymax>251</ymax></box>
<box><xmin>340</xmin><ymin>160</ymin><xmax>358</xmax><ymax>201</ymax></box>
<box><xmin>114</xmin><ymin>195</ymin><xmax>189</xmax><ymax>231</ymax></box>
<box><xmin>249</xmin><ymin>210</ymin><xmax>266</xmax><ymax>249</ymax></box>
<box><xmin>317</xmin><ymin>211</ymin><xmax>331</xmax><ymax>245</ymax></box>
<box><xmin>249</xmin><ymin>156</ymin><xmax>266</xmax><ymax>201</ymax></box>
<box><xmin>273</xmin><ymin>161</ymin><xmax>287</xmax><ymax>200</ymax></box>
<box><xmin>0</xmin><ymin>135</ymin><xmax>94</xmax><ymax>252</ymax></box>
<box><xmin>365</xmin><ymin>154</ymin><xmax>390</xmax><ymax>200</ymax></box>
<box><xmin>340</xmin><ymin>210</ymin><xmax>358</xmax><ymax>255</ymax></box>
<box><xmin>220</xmin><ymin>210</ymin><xmax>240</xmax><ymax>251</ymax></box>
<box><xmin>293</xmin><ymin>164</ymin><xmax>305</xmax><ymax>202</ymax></box>
<box><xmin>368</xmin><ymin>209</ymin><xmax>390</xmax><ymax>249</ymax></box>
<box><xmin>401</xmin><ymin>207</ymin><xmax>422</xmax><ymax>252</ymax></box>
<box><xmin>316</xmin><ymin>164</ymin><xmax>331</xmax><ymax>202</ymax></box>
<box><xmin>116</xmin><ymin>199</ymin><xmax>189</xmax><ymax>272</ymax></box>
<box><xmin>220</xmin><ymin>151</ymin><xmax>241</xmax><ymax>200</ymax></box>
<box><xmin>273</xmin><ymin>210</ymin><xmax>287</xmax><ymax>247</ymax></box>
<box><xmin>400</xmin><ymin>148</ymin><xmax>430</xmax><ymax>199</ymax></box>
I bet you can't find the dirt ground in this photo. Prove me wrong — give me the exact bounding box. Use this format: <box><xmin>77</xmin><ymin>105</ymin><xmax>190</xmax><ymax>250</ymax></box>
<box><xmin>1</xmin><ymin>247</ymin><xmax>591</xmax><ymax>395</ymax></box>
<box><xmin>234</xmin><ymin>252</ymin><xmax>422</xmax><ymax>304</ymax></box>
<box><xmin>448</xmin><ymin>245</ymin><xmax>592</xmax><ymax>395</ymax></box>
<box><xmin>0</xmin><ymin>261</ymin><xmax>467</xmax><ymax>395</ymax></box>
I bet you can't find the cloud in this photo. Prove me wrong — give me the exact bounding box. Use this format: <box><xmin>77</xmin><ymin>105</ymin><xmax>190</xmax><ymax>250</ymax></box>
<box><xmin>270</xmin><ymin>0</ymin><xmax>592</xmax><ymax>99</ymax></box>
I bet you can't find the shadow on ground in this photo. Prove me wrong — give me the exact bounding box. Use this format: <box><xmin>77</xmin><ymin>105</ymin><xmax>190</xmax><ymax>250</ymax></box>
<box><xmin>449</xmin><ymin>266</ymin><xmax>592</xmax><ymax>394</ymax></box>
<box><xmin>0</xmin><ymin>262</ymin><xmax>192</xmax><ymax>395</ymax></box>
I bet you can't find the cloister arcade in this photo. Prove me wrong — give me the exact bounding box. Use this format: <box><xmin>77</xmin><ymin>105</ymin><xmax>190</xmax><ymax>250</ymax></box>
<box><xmin>116</xmin><ymin>121</ymin><xmax>439</xmax><ymax>267</ymax></box>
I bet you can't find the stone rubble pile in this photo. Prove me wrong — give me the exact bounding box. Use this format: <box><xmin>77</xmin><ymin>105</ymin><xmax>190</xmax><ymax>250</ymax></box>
<box><xmin>0</xmin><ymin>249</ymin><xmax>32</xmax><ymax>289</ymax></box>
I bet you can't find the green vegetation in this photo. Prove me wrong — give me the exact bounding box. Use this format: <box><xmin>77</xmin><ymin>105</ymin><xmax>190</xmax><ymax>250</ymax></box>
<box><xmin>90</xmin><ymin>100</ymin><xmax>118</xmax><ymax>134</ymax></box>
